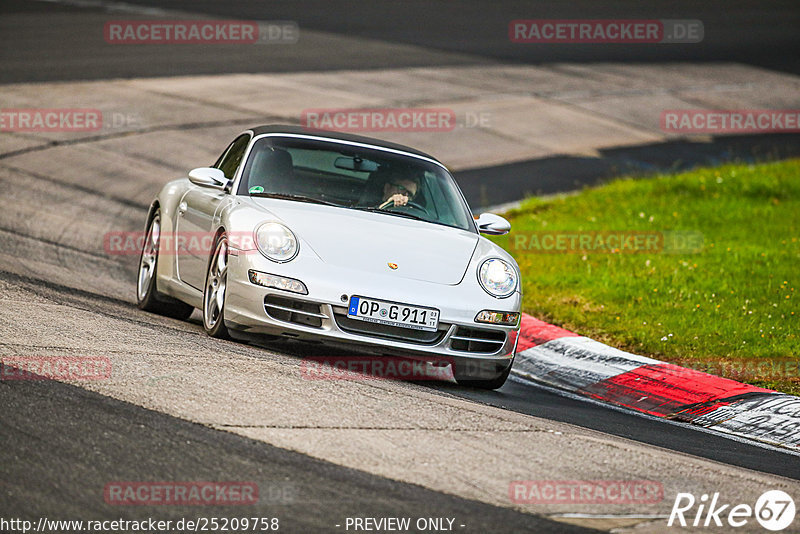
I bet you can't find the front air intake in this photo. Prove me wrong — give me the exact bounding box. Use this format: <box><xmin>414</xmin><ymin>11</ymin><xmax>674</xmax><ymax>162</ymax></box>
<box><xmin>264</xmin><ymin>295</ymin><xmax>325</xmax><ymax>328</ymax></box>
<box><xmin>449</xmin><ymin>326</ymin><xmax>506</xmax><ymax>354</ymax></box>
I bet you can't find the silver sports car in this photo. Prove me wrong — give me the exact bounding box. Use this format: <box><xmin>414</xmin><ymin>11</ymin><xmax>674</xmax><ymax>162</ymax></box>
<box><xmin>137</xmin><ymin>126</ymin><xmax>521</xmax><ymax>388</ymax></box>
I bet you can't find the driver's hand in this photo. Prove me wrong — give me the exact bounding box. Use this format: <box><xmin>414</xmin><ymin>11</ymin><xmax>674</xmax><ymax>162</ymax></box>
<box><xmin>389</xmin><ymin>193</ymin><xmax>408</xmax><ymax>206</ymax></box>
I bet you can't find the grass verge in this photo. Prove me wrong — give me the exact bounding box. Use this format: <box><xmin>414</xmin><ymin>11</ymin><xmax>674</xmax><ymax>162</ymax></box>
<box><xmin>490</xmin><ymin>159</ymin><xmax>799</xmax><ymax>394</ymax></box>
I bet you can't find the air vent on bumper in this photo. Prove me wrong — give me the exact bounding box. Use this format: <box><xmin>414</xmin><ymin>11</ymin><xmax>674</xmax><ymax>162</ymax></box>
<box><xmin>264</xmin><ymin>295</ymin><xmax>325</xmax><ymax>328</ymax></box>
<box><xmin>449</xmin><ymin>326</ymin><xmax>506</xmax><ymax>354</ymax></box>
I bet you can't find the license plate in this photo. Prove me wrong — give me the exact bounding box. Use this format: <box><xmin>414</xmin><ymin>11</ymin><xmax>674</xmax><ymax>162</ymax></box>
<box><xmin>347</xmin><ymin>296</ymin><xmax>439</xmax><ymax>332</ymax></box>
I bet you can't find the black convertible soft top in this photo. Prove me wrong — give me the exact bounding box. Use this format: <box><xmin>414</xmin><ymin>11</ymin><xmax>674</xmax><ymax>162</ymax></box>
<box><xmin>247</xmin><ymin>125</ymin><xmax>442</xmax><ymax>165</ymax></box>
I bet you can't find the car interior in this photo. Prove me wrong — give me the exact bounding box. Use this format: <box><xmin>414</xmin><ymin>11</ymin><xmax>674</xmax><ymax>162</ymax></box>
<box><xmin>236</xmin><ymin>139</ymin><xmax>473</xmax><ymax>230</ymax></box>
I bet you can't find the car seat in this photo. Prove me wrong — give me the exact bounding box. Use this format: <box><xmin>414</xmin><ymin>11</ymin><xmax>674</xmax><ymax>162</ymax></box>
<box><xmin>247</xmin><ymin>147</ymin><xmax>294</xmax><ymax>194</ymax></box>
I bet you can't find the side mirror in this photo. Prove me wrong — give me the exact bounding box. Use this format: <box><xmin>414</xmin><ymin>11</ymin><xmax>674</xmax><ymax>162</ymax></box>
<box><xmin>188</xmin><ymin>167</ymin><xmax>229</xmax><ymax>190</ymax></box>
<box><xmin>475</xmin><ymin>213</ymin><xmax>511</xmax><ymax>235</ymax></box>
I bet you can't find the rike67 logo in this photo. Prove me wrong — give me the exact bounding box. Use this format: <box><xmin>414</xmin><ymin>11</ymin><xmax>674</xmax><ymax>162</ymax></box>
<box><xmin>668</xmin><ymin>490</ymin><xmax>795</xmax><ymax>531</ymax></box>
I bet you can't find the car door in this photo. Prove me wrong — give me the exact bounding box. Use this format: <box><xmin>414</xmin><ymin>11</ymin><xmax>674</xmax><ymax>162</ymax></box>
<box><xmin>176</xmin><ymin>134</ymin><xmax>251</xmax><ymax>290</ymax></box>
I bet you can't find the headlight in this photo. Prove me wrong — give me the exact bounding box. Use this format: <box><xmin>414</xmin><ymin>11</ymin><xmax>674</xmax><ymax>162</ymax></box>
<box><xmin>477</xmin><ymin>258</ymin><xmax>517</xmax><ymax>298</ymax></box>
<box><xmin>255</xmin><ymin>222</ymin><xmax>298</xmax><ymax>262</ymax></box>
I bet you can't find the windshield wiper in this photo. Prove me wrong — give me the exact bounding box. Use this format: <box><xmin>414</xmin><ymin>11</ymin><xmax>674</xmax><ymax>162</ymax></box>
<box><xmin>351</xmin><ymin>206</ymin><xmax>428</xmax><ymax>222</ymax></box>
<box><xmin>250</xmin><ymin>192</ymin><xmax>341</xmax><ymax>207</ymax></box>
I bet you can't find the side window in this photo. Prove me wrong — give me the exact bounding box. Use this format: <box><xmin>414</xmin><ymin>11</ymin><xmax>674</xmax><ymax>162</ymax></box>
<box><xmin>214</xmin><ymin>134</ymin><xmax>251</xmax><ymax>179</ymax></box>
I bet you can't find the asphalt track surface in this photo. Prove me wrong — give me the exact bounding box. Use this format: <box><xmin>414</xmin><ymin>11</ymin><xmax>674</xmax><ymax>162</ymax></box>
<box><xmin>2</xmin><ymin>0</ymin><xmax>800</xmax><ymax>531</ymax></box>
<box><xmin>456</xmin><ymin>133</ymin><xmax>800</xmax><ymax>208</ymax></box>
<box><xmin>3</xmin><ymin>0</ymin><xmax>799</xmax><ymax>209</ymax></box>
<box><xmin>0</xmin><ymin>363</ymin><xmax>596</xmax><ymax>533</ymax></box>
<box><xmin>451</xmin><ymin>379</ymin><xmax>800</xmax><ymax>481</ymax></box>
<box><xmin>2</xmin><ymin>0</ymin><xmax>799</xmax><ymax>82</ymax></box>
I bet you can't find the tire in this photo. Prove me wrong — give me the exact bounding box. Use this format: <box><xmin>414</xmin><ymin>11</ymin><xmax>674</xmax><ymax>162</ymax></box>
<box><xmin>202</xmin><ymin>233</ymin><xmax>231</xmax><ymax>339</ymax></box>
<box><xmin>453</xmin><ymin>357</ymin><xmax>514</xmax><ymax>390</ymax></box>
<box><xmin>137</xmin><ymin>210</ymin><xmax>195</xmax><ymax>320</ymax></box>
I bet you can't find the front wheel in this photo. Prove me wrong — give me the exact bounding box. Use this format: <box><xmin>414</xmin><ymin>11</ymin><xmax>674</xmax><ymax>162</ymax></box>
<box><xmin>137</xmin><ymin>210</ymin><xmax>194</xmax><ymax>320</ymax></box>
<box><xmin>202</xmin><ymin>233</ymin><xmax>231</xmax><ymax>339</ymax></box>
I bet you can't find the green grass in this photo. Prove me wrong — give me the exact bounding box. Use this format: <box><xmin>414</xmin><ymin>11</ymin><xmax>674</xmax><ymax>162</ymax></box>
<box><xmin>490</xmin><ymin>159</ymin><xmax>800</xmax><ymax>394</ymax></box>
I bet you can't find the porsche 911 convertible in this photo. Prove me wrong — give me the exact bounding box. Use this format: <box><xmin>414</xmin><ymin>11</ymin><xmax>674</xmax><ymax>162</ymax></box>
<box><xmin>137</xmin><ymin>125</ymin><xmax>521</xmax><ymax>388</ymax></box>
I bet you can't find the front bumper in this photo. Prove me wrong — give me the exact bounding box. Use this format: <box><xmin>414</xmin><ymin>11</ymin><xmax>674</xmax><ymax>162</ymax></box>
<box><xmin>223</xmin><ymin>248</ymin><xmax>521</xmax><ymax>368</ymax></box>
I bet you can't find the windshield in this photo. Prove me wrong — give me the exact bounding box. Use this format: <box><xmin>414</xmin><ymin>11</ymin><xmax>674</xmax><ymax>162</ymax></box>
<box><xmin>236</xmin><ymin>136</ymin><xmax>475</xmax><ymax>232</ymax></box>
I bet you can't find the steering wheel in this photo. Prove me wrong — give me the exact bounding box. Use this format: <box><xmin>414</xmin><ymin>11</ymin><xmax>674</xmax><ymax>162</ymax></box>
<box><xmin>388</xmin><ymin>200</ymin><xmax>426</xmax><ymax>213</ymax></box>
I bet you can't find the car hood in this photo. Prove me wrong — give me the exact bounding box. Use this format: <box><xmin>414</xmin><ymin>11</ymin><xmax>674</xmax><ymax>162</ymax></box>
<box><xmin>248</xmin><ymin>199</ymin><xmax>479</xmax><ymax>285</ymax></box>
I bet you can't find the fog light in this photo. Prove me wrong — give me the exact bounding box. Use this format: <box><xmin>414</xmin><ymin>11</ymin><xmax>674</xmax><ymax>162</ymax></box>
<box><xmin>248</xmin><ymin>270</ymin><xmax>308</xmax><ymax>295</ymax></box>
<box><xmin>475</xmin><ymin>310</ymin><xmax>520</xmax><ymax>326</ymax></box>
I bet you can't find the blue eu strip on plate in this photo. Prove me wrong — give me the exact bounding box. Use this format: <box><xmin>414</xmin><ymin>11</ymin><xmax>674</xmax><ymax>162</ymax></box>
<box><xmin>348</xmin><ymin>297</ymin><xmax>360</xmax><ymax>316</ymax></box>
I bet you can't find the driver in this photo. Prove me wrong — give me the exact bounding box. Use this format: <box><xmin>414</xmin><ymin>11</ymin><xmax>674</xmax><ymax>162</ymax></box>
<box><xmin>378</xmin><ymin>173</ymin><xmax>420</xmax><ymax>209</ymax></box>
